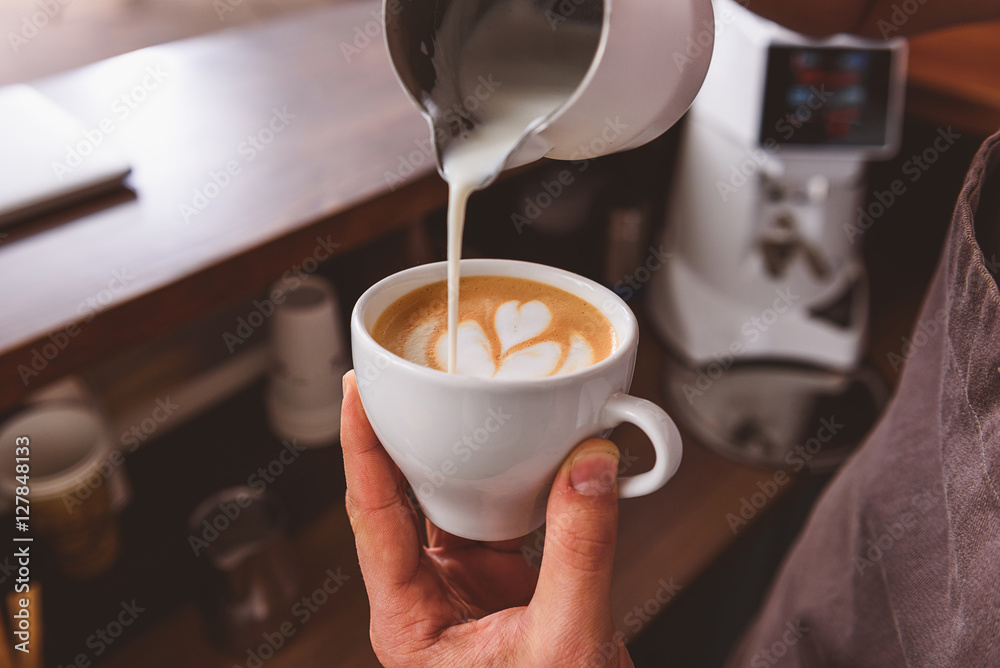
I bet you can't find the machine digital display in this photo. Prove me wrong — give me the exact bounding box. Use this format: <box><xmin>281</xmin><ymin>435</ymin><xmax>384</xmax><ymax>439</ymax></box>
<box><xmin>759</xmin><ymin>46</ymin><xmax>895</xmax><ymax>147</ymax></box>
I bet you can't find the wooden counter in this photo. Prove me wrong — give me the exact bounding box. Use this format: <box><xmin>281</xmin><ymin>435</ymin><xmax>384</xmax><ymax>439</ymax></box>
<box><xmin>0</xmin><ymin>1</ymin><xmax>444</xmax><ymax>409</ymax></box>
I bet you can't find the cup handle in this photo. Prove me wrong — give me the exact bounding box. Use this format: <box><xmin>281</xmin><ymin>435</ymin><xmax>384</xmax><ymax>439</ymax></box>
<box><xmin>600</xmin><ymin>393</ymin><xmax>683</xmax><ymax>498</ymax></box>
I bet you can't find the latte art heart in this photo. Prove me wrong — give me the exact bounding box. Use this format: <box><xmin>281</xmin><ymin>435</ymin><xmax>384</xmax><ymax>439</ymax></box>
<box><xmin>430</xmin><ymin>301</ymin><xmax>593</xmax><ymax>378</ymax></box>
<box><xmin>372</xmin><ymin>276</ymin><xmax>616</xmax><ymax>379</ymax></box>
<box><xmin>495</xmin><ymin>301</ymin><xmax>552</xmax><ymax>355</ymax></box>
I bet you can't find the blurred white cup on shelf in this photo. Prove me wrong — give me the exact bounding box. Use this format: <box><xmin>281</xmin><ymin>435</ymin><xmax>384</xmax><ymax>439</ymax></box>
<box><xmin>265</xmin><ymin>275</ymin><xmax>349</xmax><ymax>447</ymax></box>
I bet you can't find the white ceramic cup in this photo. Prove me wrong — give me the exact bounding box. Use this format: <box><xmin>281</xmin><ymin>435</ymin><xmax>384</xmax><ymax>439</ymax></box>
<box><xmin>351</xmin><ymin>259</ymin><xmax>683</xmax><ymax>541</ymax></box>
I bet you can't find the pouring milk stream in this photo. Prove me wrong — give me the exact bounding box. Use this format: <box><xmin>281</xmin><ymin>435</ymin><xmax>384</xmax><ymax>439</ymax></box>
<box><xmin>384</xmin><ymin>0</ymin><xmax>716</xmax><ymax>373</ymax></box>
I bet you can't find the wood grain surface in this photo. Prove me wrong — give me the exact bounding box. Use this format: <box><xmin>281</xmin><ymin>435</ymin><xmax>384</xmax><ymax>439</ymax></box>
<box><xmin>0</xmin><ymin>2</ymin><xmax>444</xmax><ymax>409</ymax></box>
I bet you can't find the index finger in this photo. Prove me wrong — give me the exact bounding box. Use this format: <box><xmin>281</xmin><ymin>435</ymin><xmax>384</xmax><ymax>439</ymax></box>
<box><xmin>341</xmin><ymin>371</ymin><xmax>422</xmax><ymax>593</ymax></box>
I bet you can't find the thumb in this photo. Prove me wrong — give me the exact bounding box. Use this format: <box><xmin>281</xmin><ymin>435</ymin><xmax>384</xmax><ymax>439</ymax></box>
<box><xmin>529</xmin><ymin>438</ymin><xmax>620</xmax><ymax>639</ymax></box>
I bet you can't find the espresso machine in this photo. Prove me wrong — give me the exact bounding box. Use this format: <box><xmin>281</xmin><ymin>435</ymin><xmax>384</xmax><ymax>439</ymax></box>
<box><xmin>648</xmin><ymin>0</ymin><xmax>908</xmax><ymax>469</ymax></box>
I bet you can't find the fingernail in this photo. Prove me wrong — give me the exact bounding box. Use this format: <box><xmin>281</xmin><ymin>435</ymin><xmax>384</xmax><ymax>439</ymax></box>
<box><xmin>342</xmin><ymin>371</ymin><xmax>350</xmax><ymax>395</ymax></box>
<box><xmin>570</xmin><ymin>448</ymin><xmax>619</xmax><ymax>496</ymax></box>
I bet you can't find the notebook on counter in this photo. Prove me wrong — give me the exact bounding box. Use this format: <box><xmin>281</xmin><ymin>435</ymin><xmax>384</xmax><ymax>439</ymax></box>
<box><xmin>0</xmin><ymin>84</ymin><xmax>132</xmax><ymax>229</ymax></box>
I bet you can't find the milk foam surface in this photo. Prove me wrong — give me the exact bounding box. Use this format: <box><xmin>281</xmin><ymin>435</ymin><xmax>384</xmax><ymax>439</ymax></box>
<box><xmin>372</xmin><ymin>277</ymin><xmax>615</xmax><ymax>379</ymax></box>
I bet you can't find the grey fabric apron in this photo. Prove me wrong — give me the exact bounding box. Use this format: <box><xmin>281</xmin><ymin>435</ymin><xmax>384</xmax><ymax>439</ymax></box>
<box><xmin>728</xmin><ymin>131</ymin><xmax>1000</xmax><ymax>667</ymax></box>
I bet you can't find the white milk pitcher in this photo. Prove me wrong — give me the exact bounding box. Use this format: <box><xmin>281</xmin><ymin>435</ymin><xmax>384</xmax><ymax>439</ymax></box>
<box><xmin>384</xmin><ymin>0</ymin><xmax>716</xmax><ymax>188</ymax></box>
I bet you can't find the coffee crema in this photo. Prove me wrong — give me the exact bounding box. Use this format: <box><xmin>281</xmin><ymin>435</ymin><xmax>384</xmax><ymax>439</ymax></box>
<box><xmin>372</xmin><ymin>276</ymin><xmax>616</xmax><ymax>379</ymax></box>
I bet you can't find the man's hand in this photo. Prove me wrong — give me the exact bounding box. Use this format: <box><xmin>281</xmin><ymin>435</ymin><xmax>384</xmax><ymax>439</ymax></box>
<box><xmin>747</xmin><ymin>0</ymin><xmax>1000</xmax><ymax>37</ymax></box>
<box><xmin>341</xmin><ymin>370</ymin><xmax>634</xmax><ymax>668</ymax></box>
